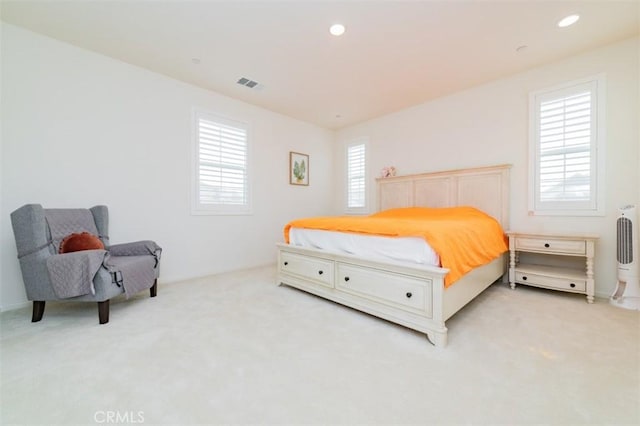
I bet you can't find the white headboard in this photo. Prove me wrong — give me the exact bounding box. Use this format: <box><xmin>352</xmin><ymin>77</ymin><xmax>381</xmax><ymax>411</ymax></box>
<box><xmin>377</xmin><ymin>164</ymin><xmax>511</xmax><ymax>229</ymax></box>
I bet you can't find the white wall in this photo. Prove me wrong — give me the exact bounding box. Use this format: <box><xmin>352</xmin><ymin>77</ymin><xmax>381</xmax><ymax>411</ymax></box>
<box><xmin>0</xmin><ymin>23</ymin><xmax>335</xmax><ymax>310</ymax></box>
<box><xmin>0</xmin><ymin>20</ymin><xmax>4</xmax><ymax>311</ymax></box>
<box><xmin>335</xmin><ymin>36</ymin><xmax>639</xmax><ymax>298</ymax></box>
<box><xmin>2</xmin><ymin>24</ymin><xmax>637</xmax><ymax>310</ymax></box>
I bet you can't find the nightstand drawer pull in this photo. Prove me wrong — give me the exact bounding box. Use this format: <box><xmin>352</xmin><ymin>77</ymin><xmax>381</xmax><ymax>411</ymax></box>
<box><xmin>406</xmin><ymin>292</ymin><xmax>412</xmax><ymax>298</ymax></box>
<box><xmin>522</xmin><ymin>276</ymin><xmax>527</xmax><ymax>281</ymax></box>
<box><xmin>544</xmin><ymin>243</ymin><xmax>550</xmax><ymax>248</ymax></box>
<box><xmin>318</xmin><ymin>270</ymin><xmax>323</xmax><ymax>275</ymax></box>
<box><xmin>284</xmin><ymin>261</ymin><xmax>288</xmax><ymax>266</ymax></box>
<box><xmin>570</xmin><ymin>283</ymin><xmax>575</xmax><ymax>288</ymax></box>
<box><xmin>344</xmin><ymin>276</ymin><xmax>350</xmax><ymax>282</ymax></box>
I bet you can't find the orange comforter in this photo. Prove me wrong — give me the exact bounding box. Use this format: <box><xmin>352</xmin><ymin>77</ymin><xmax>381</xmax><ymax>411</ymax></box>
<box><xmin>284</xmin><ymin>207</ymin><xmax>508</xmax><ymax>287</ymax></box>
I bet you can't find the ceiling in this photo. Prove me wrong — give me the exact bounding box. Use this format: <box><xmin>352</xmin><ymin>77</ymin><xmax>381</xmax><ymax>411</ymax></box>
<box><xmin>1</xmin><ymin>1</ymin><xmax>638</xmax><ymax>130</ymax></box>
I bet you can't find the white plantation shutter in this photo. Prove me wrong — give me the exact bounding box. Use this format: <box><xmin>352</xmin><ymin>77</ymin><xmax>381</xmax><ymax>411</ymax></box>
<box><xmin>347</xmin><ymin>140</ymin><xmax>367</xmax><ymax>212</ymax></box>
<box><xmin>193</xmin><ymin>111</ymin><xmax>250</xmax><ymax>214</ymax></box>
<box><xmin>530</xmin><ymin>77</ymin><xmax>604</xmax><ymax>215</ymax></box>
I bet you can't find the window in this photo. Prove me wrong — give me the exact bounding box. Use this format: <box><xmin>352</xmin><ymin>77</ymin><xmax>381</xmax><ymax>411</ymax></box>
<box><xmin>192</xmin><ymin>109</ymin><xmax>251</xmax><ymax>215</ymax></box>
<box><xmin>346</xmin><ymin>139</ymin><xmax>368</xmax><ymax>213</ymax></box>
<box><xmin>529</xmin><ymin>75</ymin><xmax>605</xmax><ymax>216</ymax></box>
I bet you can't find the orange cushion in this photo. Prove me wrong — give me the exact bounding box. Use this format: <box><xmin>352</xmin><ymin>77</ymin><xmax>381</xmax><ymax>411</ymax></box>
<box><xmin>59</xmin><ymin>232</ymin><xmax>105</xmax><ymax>254</ymax></box>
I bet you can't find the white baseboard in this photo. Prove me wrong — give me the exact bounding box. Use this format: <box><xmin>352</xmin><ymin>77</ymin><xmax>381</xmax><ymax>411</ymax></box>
<box><xmin>1</xmin><ymin>300</ymin><xmax>30</xmax><ymax>312</ymax></box>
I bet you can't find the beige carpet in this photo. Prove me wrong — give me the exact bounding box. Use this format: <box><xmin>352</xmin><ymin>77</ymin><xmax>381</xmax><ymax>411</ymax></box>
<box><xmin>1</xmin><ymin>265</ymin><xmax>639</xmax><ymax>425</ymax></box>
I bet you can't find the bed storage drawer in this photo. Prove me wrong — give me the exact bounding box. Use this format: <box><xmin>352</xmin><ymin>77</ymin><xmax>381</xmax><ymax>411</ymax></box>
<box><xmin>336</xmin><ymin>263</ymin><xmax>432</xmax><ymax>316</ymax></box>
<box><xmin>280</xmin><ymin>252</ymin><xmax>334</xmax><ymax>287</ymax></box>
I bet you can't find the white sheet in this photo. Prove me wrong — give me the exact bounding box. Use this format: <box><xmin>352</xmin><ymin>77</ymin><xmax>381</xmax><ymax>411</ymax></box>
<box><xmin>289</xmin><ymin>228</ymin><xmax>440</xmax><ymax>266</ymax></box>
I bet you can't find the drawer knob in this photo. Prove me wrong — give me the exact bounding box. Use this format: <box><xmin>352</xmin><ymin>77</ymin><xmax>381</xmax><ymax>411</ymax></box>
<box><xmin>344</xmin><ymin>277</ymin><xmax>350</xmax><ymax>282</ymax></box>
<box><xmin>522</xmin><ymin>276</ymin><xmax>528</xmax><ymax>281</ymax></box>
<box><xmin>406</xmin><ymin>292</ymin><xmax>412</xmax><ymax>298</ymax></box>
<box><xmin>284</xmin><ymin>261</ymin><xmax>288</xmax><ymax>266</ymax></box>
<box><xmin>544</xmin><ymin>243</ymin><xmax>550</xmax><ymax>248</ymax></box>
<box><xmin>318</xmin><ymin>270</ymin><xmax>323</xmax><ymax>275</ymax></box>
<box><xmin>570</xmin><ymin>283</ymin><xmax>576</xmax><ymax>288</ymax></box>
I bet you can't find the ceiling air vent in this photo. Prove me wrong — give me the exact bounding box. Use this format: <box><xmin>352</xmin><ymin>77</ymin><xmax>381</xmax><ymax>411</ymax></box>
<box><xmin>237</xmin><ymin>77</ymin><xmax>259</xmax><ymax>89</ymax></box>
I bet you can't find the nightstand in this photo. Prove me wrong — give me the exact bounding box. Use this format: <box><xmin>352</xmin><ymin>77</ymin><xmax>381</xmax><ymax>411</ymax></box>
<box><xmin>506</xmin><ymin>231</ymin><xmax>598</xmax><ymax>303</ymax></box>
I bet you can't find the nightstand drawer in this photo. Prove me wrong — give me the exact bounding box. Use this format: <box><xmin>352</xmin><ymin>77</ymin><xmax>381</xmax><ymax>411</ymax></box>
<box><xmin>514</xmin><ymin>237</ymin><xmax>586</xmax><ymax>255</ymax></box>
<box><xmin>280</xmin><ymin>252</ymin><xmax>334</xmax><ymax>287</ymax></box>
<box><xmin>515</xmin><ymin>271</ymin><xmax>586</xmax><ymax>292</ymax></box>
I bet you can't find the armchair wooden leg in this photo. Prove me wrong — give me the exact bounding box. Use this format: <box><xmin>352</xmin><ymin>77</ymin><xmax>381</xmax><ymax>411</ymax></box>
<box><xmin>150</xmin><ymin>279</ymin><xmax>157</xmax><ymax>297</ymax></box>
<box><xmin>32</xmin><ymin>301</ymin><xmax>45</xmax><ymax>322</ymax></box>
<box><xmin>98</xmin><ymin>300</ymin><xmax>110</xmax><ymax>324</ymax></box>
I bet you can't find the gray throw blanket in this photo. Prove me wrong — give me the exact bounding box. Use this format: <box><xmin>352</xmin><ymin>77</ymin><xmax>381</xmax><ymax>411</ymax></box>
<box><xmin>45</xmin><ymin>209</ymin><xmax>100</xmax><ymax>252</ymax></box>
<box><xmin>45</xmin><ymin>209</ymin><xmax>106</xmax><ymax>298</ymax></box>
<box><xmin>107</xmin><ymin>240</ymin><xmax>162</xmax><ymax>298</ymax></box>
<box><xmin>46</xmin><ymin>247</ymin><xmax>161</xmax><ymax>300</ymax></box>
<box><xmin>106</xmin><ymin>254</ymin><xmax>157</xmax><ymax>299</ymax></box>
<box><xmin>44</xmin><ymin>209</ymin><xmax>162</xmax><ymax>299</ymax></box>
<box><xmin>109</xmin><ymin>240</ymin><xmax>162</xmax><ymax>263</ymax></box>
<box><xmin>46</xmin><ymin>250</ymin><xmax>107</xmax><ymax>298</ymax></box>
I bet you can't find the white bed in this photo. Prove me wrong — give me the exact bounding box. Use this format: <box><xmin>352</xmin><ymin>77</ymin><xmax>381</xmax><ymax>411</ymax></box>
<box><xmin>276</xmin><ymin>164</ymin><xmax>510</xmax><ymax>347</ymax></box>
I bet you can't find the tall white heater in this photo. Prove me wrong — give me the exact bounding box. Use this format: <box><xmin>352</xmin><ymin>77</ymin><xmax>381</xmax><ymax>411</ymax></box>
<box><xmin>610</xmin><ymin>205</ymin><xmax>640</xmax><ymax>310</ymax></box>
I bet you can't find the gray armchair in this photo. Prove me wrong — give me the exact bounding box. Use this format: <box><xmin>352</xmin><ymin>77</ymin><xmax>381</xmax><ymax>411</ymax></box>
<box><xmin>10</xmin><ymin>204</ymin><xmax>161</xmax><ymax>324</ymax></box>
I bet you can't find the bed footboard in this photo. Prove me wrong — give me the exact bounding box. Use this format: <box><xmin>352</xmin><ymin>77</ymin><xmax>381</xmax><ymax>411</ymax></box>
<box><xmin>277</xmin><ymin>243</ymin><xmax>451</xmax><ymax>346</ymax></box>
<box><xmin>276</xmin><ymin>244</ymin><xmax>506</xmax><ymax>347</ymax></box>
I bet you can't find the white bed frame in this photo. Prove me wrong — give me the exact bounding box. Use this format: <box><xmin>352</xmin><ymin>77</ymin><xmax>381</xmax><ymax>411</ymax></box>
<box><xmin>276</xmin><ymin>164</ymin><xmax>511</xmax><ymax>347</ymax></box>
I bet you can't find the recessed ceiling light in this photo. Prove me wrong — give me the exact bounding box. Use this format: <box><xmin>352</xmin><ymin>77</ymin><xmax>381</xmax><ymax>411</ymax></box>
<box><xmin>558</xmin><ymin>14</ymin><xmax>580</xmax><ymax>28</ymax></box>
<box><xmin>329</xmin><ymin>24</ymin><xmax>346</xmax><ymax>36</ymax></box>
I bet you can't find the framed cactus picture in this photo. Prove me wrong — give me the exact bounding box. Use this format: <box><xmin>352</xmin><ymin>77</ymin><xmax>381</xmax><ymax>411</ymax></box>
<box><xmin>289</xmin><ymin>152</ymin><xmax>309</xmax><ymax>186</ymax></box>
